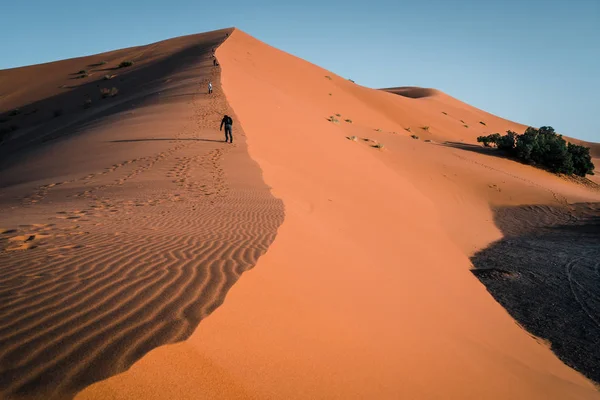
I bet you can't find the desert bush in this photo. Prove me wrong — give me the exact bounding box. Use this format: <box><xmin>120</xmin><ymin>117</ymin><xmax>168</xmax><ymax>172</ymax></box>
<box><xmin>119</xmin><ymin>60</ymin><xmax>134</xmax><ymax>68</ymax></box>
<box><xmin>479</xmin><ymin>121</ymin><xmax>487</xmax><ymax>126</ymax></box>
<box><xmin>100</xmin><ymin>87</ymin><xmax>119</xmax><ymax>98</ymax></box>
<box><xmin>463</xmin><ymin>124</ymin><xmax>469</xmax><ymax>128</ymax></box>
<box><xmin>77</xmin><ymin>69</ymin><xmax>88</xmax><ymax>74</ymax></box>
<box><xmin>442</xmin><ymin>111</ymin><xmax>448</xmax><ymax>115</ymax></box>
<box><xmin>375</xmin><ymin>128</ymin><xmax>382</xmax><ymax>132</ymax></box>
<box><xmin>344</xmin><ymin>119</ymin><xmax>352</xmax><ymax>123</ymax></box>
<box><xmin>411</xmin><ymin>134</ymin><xmax>419</xmax><ymax>139</ymax></box>
<box><xmin>421</xmin><ymin>126</ymin><xmax>429</xmax><ymax>131</ymax></box>
<box><xmin>405</xmin><ymin>127</ymin><xmax>411</xmax><ymax>132</ymax></box>
<box><xmin>8</xmin><ymin>109</ymin><xmax>21</xmax><ymax>116</ymax></box>
<box><xmin>348</xmin><ymin>78</ymin><xmax>355</xmax><ymax>83</ymax></box>
<box><xmin>325</xmin><ymin>75</ymin><xmax>332</xmax><ymax>80</ymax></box>
<box><xmin>347</xmin><ymin>136</ymin><xmax>357</xmax><ymax>141</ymax></box>
<box><xmin>78</xmin><ymin>73</ymin><xmax>89</xmax><ymax>79</ymax></box>
<box><xmin>335</xmin><ymin>113</ymin><xmax>341</xmax><ymax>117</ymax></box>
<box><xmin>568</xmin><ymin>143</ymin><xmax>595</xmax><ymax>176</ymax></box>
<box><xmin>373</xmin><ymin>143</ymin><xmax>384</xmax><ymax>149</ymax></box>
<box><xmin>103</xmin><ymin>74</ymin><xmax>115</xmax><ymax>80</ymax></box>
<box><xmin>327</xmin><ymin>116</ymin><xmax>339</xmax><ymax>124</ymax></box>
<box><xmin>477</xmin><ymin>126</ymin><xmax>594</xmax><ymax>176</ymax></box>
<box><xmin>476</xmin><ymin>133</ymin><xmax>502</xmax><ymax>147</ymax></box>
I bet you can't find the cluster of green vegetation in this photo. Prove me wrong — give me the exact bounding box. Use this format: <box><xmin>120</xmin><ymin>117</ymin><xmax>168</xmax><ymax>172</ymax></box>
<box><xmin>119</xmin><ymin>60</ymin><xmax>134</xmax><ymax>68</ymax></box>
<box><xmin>477</xmin><ymin>126</ymin><xmax>595</xmax><ymax>177</ymax></box>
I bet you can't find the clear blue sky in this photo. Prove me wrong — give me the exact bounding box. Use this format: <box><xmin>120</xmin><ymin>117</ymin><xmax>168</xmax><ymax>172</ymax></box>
<box><xmin>2</xmin><ymin>0</ymin><xmax>599</xmax><ymax>142</ymax></box>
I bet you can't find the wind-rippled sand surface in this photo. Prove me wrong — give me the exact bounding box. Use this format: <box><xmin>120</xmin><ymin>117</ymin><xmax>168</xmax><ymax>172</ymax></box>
<box><xmin>0</xmin><ymin>28</ymin><xmax>283</xmax><ymax>399</ymax></box>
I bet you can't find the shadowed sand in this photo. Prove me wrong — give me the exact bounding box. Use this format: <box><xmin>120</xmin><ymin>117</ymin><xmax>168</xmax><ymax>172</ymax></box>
<box><xmin>77</xmin><ymin>29</ymin><xmax>600</xmax><ymax>400</ymax></box>
<box><xmin>472</xmin><ymin>202</ymin><xmax>600</xmax><ymax>384</ymax></box>
<box><xmin>0</xmin><ymin>29</ymin><xmax>283</xmax><ymax>399</ymax></box>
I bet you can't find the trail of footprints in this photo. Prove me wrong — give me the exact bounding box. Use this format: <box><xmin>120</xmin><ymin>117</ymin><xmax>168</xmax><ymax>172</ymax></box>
<box><xmin>0</xmin><ymin>49</ymin><xmax>279</xmax><ymax>400</ymax></box>
<box><xmin>12</xmin><ymin>71</ymin><xmax>230</xmax><ymax>254</ymax></box>
<box><xmin>168</xmin><ymin>149</ymin><xmax>228</xmax><ymax>201</ymax></box>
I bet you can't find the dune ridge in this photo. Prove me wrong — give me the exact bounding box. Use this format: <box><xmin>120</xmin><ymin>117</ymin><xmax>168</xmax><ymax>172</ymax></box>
<box><xmin>0</xmin><ymin>29</ymin><xmax>283</xmax><ymax>400</ymax></box>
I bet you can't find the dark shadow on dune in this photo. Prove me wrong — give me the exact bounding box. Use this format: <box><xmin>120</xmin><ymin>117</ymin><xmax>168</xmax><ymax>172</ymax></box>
<box><xmin>0</xmin><ymin>28</ymin><xmax>232</xmax><ymax>182</ymax></box>
<box><xmin>471</xmin><ymin>203</ymin><xmax>600</xmax><ymax>383</ymax></box>
<box><xmin>441</xmin><ymin>141</ymin><xmax>514</xmax><ymax>160</ymax></box>
<box><xmin>0</xmin><ymin>27</ymin><xmax>287</xmax><ymax>400</ymax></box>
<box><xmin>110</xmin><ymin>138</ymin><xmax>225</xmax><ymax>143</ymax></box>
<box><xmin>380</xmin><ymin>86</ymin><xmax>438</xmax><ymax>99</ymax></box>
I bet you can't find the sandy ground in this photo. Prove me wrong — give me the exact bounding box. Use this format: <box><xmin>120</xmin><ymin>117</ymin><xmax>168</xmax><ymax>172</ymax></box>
<box><xmin>1</xmin><ymin>29</ymin><xmax>280</xmax><ymax>399</ymax></box>
<box><xmin>1</xmin><ymin>28</ymin><xmax>600</xmax><ymax>399</ymax></box>
<box><xmin>76</xmin><ymin>29</ymin><xmax>600</xmax><ymax>400</ymax></box>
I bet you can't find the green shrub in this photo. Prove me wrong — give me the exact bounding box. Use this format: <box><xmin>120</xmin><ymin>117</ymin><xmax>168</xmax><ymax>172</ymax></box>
<box><xmin>421</xmin><ymin>126</ymin><xmax>429</xmax><ymax>131</ymax></box>
<box><xmin>479</xmin><ymin>121</ymin><xmax>487</xmax><ymax>126</ymax></box>
<box><xmin>119</xmin><ymin>60</ymin><xmax>134</xmax><ymax>68</ymax></box>
<box><xmin>347</xmin><ymin>136</ymin><xmax>357</xmax><ymax>141</ymax></box>
<box><xmin>476</xmin><ymin>133</ymin><xmax>501</xmax><ymax>147</ymax></box>
<box><xmin>411</xmin><ymin>134</ymin><xmax>419</xmax><ymax>140</ymax></box>
<box><xmin>327</xmin><ymin>116</ymin><xmax>339</xmax><ymax>124</ymax></box>
<box><xmin>344</xmin><ymin>119</ymin><xmax>352</xmax><ymax>123</ymax></box>
<box><xmin>477</xmin><ymin>126</ymin><xmax>595</xmax><ymax>176</ymax></box>
<box><xmin>335</xmin><ymin>113</ymin><xmax>341</xmax><ymax>117</ymax></box>
<box><xmin>405</xmin><ymin>127</ymin><xmax>411</xmax><ymax>132</ymax></box>
<box><xmin>373</xmin><ymin>143</ymin><xmax>384</xmax><ymax>149</ymax></box>
<box><xmin>568</xmin><ymin>143</ymin><xmax>595</xmax><ymax>176</ymax></box>
<box><xmin>77</xmin><ymin>69</ymin><xmax>88</xmax><ymax>74</ymax></box>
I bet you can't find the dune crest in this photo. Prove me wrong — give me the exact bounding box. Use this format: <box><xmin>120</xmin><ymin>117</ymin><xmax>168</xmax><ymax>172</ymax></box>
<box><xmin>0</xmin><ymin>29</ymin><xmax>283</xmax><ymax>400</ymax></box>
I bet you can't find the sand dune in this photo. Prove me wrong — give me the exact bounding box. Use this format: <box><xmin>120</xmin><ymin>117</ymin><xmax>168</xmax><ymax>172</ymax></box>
<box><xmin>2</xmin><ymin>27</ymin><xmax>600</xmax><ymax>400</ymax></box>
<box><xmin>75</xmin><ymin>29</ymin><xmax>600</xmax><ymax>400</ymax></box>
<box><xmin>0</xmin><ymin>29</ymin><xmax>284</xmax><ymax>399</ymax></box>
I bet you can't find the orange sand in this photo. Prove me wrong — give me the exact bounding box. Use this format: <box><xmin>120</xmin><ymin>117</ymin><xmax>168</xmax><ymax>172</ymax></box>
<box><xmin>76</xmin><ymin>29</ymin><xmax>600</xmax><ymax>399</ymax></box>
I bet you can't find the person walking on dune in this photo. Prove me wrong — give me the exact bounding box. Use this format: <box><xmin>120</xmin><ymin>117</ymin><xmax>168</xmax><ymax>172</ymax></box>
<box><xmin>220</xmin><ymin>114</ymin><xmax>233</xmax><ymax>143</ymax></box>
<box><xmin>208</xmin><ymin>81</ymin><xmax>213</xmax><ymax>94</ymax></box>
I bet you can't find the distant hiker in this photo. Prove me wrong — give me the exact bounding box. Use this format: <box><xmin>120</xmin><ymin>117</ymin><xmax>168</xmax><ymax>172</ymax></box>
<box><xmin>220</xmin><ymin>115</ymin><xmax>233</xmax><ymax>143</ymax></box>
<box><xmin>208</xmin><ymin>81</ymin><xmax>213</xmax><ymax>94</ymax></box>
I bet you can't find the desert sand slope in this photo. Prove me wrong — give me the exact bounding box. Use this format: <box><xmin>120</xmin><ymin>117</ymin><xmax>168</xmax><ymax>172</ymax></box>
<box><xmin>78</xmin><ymin>29</ymin><xmax>600</xmax><ymax>399</ymax></box>
<box><xmin>0</xmin><ymin>29</ymin><xmax>284</xmax><ymax>399</ymax></box>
